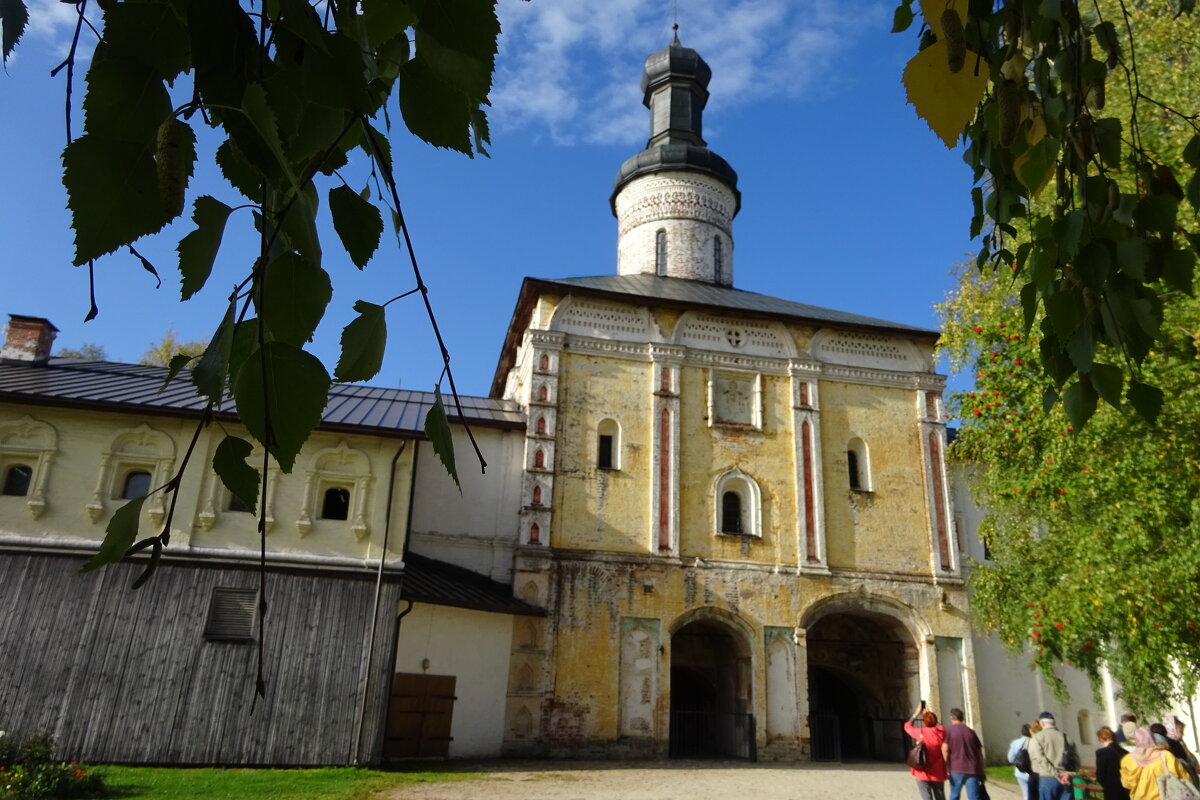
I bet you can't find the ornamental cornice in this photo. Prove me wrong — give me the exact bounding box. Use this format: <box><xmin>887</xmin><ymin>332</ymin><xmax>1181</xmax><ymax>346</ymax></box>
<box><xmin>648</xmin><ymin>343</ymin><xmax>687</xmax><ymax>362</ymax></box>
<box><xmin>787</xmin><ymin>359</ymin><xmax>822</xmax><ymax>376</ymax></box>
<box><xmin>684</xmin><ymin>349</ymin><xmax>792</xmax><ymax>375</ymax></box>
<box><xmin>819</xmin><ymin>364</ymin><xmax>947</xmax><ymax>390</ymax></box>
<box><xmin>528</xmin><ymin>330</ymin><xmax>566</xmax><ymax>349</ymax></box>
<box><xmin>563</xmin><ymin>335</ymin><xmax>654</xmax><ymax>361</ymax></box>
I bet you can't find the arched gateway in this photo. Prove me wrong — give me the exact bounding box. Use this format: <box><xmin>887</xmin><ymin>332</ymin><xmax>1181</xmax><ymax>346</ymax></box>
<box><xmin>669</xmin><ymin>612</ymin><xmax>755</xmax><ymax>760</ymax></box>
<box><xmin>803</xmin><ymin>601</ymin><xmax>922</xmax><ymax>763</ymax></box>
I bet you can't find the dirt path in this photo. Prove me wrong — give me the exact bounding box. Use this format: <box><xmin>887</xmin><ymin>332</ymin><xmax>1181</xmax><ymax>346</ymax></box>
<box><xmin>381</xmin><ymin>761</ymin><xmax>1023</xmax><ymax>800</ymax></box>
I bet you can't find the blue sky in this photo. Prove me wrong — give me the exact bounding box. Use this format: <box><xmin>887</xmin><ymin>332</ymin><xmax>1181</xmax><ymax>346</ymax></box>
<box><xmin>1</xmin><ymin>0</ymin><xmax>977</xmax><ymax>398</ymax></box>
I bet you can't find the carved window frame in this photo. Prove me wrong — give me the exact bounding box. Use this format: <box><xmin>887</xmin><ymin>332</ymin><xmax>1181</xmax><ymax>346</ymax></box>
<box><xmin>88</xmin><ymin>424</ymin><xmax>175</xmax><ymax>527</ymax></box>
<box><xmin>296</xmin><ymin>441</ymin><xmax>372</xmax><ymax>539</ymax></box>
<box><xmin>0</xmin><ymin>415</ymin><xmax>57</xmax><ymax>519</ymax></box>
<box><xmin>713</xmin><ymin>468</ymin><xmax>762</xmax><ymax>539</ymax></box>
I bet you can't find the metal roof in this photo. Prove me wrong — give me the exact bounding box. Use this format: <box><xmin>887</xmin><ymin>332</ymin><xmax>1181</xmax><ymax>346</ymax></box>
<box><xmin>0</xmin><ymin>358</ymin><xmax>524</xmax><ymax>435</ymax></box>
<box><xmin>401</xmin><ymin>552</ymin><xmax>545</xmax><ymax>617</ymax></box>
<box><xmin>548</xmin><ymin>274</ymin><xmax>938</xmax><ymax>334</ymax></box>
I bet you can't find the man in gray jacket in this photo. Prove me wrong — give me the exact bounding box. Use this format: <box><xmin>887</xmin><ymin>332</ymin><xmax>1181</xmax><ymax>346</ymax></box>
<box><xmin>1027</xmin><ymin>712</ymin><xmax>1072</xmax><ymax>800</ymax></box>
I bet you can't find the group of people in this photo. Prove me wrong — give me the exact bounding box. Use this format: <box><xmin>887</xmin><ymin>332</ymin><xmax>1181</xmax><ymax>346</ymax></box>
<box><xmin>904</xmin><ymin>704</ymin><xmax>1200</xmax><ymax>800</ymax></box>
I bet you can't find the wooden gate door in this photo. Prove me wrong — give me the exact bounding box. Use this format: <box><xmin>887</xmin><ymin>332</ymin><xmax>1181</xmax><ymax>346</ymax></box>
<box><xmin>384</xmin><ymin>673</ymin><xmax>457</xmax><ymax>758</ymax></box>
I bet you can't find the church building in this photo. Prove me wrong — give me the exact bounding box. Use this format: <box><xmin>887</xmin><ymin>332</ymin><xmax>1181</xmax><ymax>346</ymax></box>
<box><xmin>489</xmin><ymin>33</ymin><xmax>978</xmax><ymax>760</ymax></box>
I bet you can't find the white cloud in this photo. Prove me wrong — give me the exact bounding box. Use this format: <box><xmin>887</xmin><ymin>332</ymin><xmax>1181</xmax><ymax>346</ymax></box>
<box><xmin>21</xmin><ymin>0</ymin><xmax>90</xmax><ymax>60</ymax></box>
<box><xmin>491</xmin><ymin>0</ymin><xmax>885</xmax><ymax>146</ymax></box>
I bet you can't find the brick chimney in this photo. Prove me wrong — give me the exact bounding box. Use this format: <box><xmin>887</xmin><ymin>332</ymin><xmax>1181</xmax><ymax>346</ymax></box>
<box><xmin>1</xmin><ymin>315</ymin><xmax>59</xmax><ymax>363</ymax></box>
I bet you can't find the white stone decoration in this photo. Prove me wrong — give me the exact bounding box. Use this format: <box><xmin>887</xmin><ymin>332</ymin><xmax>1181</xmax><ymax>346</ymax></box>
<box><xmin>713</xmin><ymin>467</ymin><xmax>762</xmax><ymax>538</ymax></box>
<box><xmin>614</xmin><ymin>172</ymin><xmax>737</xmax><ymax>284</ymax></box>
<box><xmin>0</xmin><ymin>415</ymin><xmax>57</xmax><ymax>519</ymax></box>
<box><xmin>675</xmin><ymin>312</ymin><xmax>796</xmax><ymax>359</ymax></box>
<box><xmin>810</xmin><ymin>328</ymin><xmax>931</xmax><ymax>372</ymax></box>
<box><xmin>707</xmin><ymin>369</ymin><xmax>762</xmax><ymax>429</ymax></box>
<box><xmin>548</xmin><ymin>295</ymin><xmax>657</xmax><ymax>343</ymax></box>
<box><xmin>89</xmin><ymin>424</ymin><xmax>176</xmax><ymax>526</ymax></box>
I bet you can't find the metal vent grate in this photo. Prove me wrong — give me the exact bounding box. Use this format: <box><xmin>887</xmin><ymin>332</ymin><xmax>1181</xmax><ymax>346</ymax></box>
<box><xmin>203</xmin><ymin>587</ymin><xmax>257</xmax><ymax>642</ymax></box>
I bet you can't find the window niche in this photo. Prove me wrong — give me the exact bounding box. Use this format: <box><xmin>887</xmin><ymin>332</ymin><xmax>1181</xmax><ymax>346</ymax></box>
<box><xmin>296</xmin><ymin>442</ymin><xmax>371</xmax><ymax>539</ymax></box>
<box><xmin>0</xmin><ymin>415</ymin><xmax>57</xmax><ymax>518</ymax></box>
<box><xmin>714</xmin><ymin>468</ymin><xmax>762</xmax><ymax>538</ymax></box>
<box><xmin>197</xmin><ymin>449</ymin><xmax>277</xmax><ymax>532</ymax></box>
<box><xmin>597</xmin><ymin>418</ymin><xmax>620</xmax><ymax>470</ymax></box>
<box><xmin>847</xmin><ymin>437</ymin><xmax>872</xmax><ymax>492</ymax></box>
<box><xmin>88</xmin><ymin>424</ymin><xmax>175</xmax><ymax>525</ymax></box>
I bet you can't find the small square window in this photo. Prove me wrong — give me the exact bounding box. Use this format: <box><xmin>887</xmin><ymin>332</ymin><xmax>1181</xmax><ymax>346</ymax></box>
<box><xmin>204</xmin><ymin>587</ymin><xmax>257</xmax><ymax>642</ymax></box>
<box><xmin>2</xmin><ymin>464</ymin><xmax>32</xmax><ymax>497</ymax></box>
<box><xmin>320</xmin><ymin>486</ymin><xmax>351</xmax><ymax>520</ymax></box>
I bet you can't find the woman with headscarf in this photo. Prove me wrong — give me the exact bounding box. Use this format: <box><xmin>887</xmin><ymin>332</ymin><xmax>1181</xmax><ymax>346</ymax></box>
<box><xmin>1120</xmin><ymin>727</ymin><xmax>1189</xmax><ymax>800</ymax></box>
<box><xmin>905</xmin><ymin>701</ymin><xmax>948</xmax><ymax>800</ymax></box>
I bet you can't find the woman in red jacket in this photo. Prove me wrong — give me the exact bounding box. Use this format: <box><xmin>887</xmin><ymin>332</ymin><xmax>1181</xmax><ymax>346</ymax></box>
<box><xmin>905</xmin><ymin>701</ymin><xmax>949</xmax><ymax>800</ymax></box>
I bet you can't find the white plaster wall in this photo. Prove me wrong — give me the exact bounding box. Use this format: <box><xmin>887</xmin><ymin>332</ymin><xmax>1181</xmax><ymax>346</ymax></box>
<box><xmin>408</xmin><ymin>426</ymin><xmax>524</xmax><ymax>582</ymax></box>
<box><xmin>396</xmin><ymin>603</ymin><xmax>515</xmax><ymax>758</ymax></box>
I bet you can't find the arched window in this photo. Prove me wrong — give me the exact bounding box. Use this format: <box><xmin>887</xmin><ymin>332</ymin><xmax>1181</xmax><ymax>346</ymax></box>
<box><xmin>537</xmin><ymin>384</ymin><xmax>548</xmax><ymax>402</ymax></box>
<box><xmin>655</xmin><ymin>229</ymin><xmax>667</xmax><ymax>275</ymax></box>
<box><xmin>713</xmin><ymin>235</ymin><xmax>723</xmax><ymax>277</ymax></box>
<box><xmin>597</xmin><ymin>418</ymin><xmax>620</xmax><ymax>470</ymax></box>
<box><xmin>534</xmin><ymin>449</ymin><xmax>545</xmax><ymax>469</ymax></box>
<box><xmin>847</xmin><ymin>437</ymin><xmax>871</xmax><ymax>492</ymax></box>
<box><xmin>535</xmin><ymin>416</ymin><xmax>546</xmax><ymax>435</ymax></box>
<box><xmin>713</xmin><ymin>468</ymin><xmax>762</xmax><ymax>538</ymax></box>
<box><xmin>721</xmin><ymin>491</ymin><xmax>743</xmax><ymax>534</ymax></box>
<box><xmin>530</xmin><ymin>523</ymin><xmax>541</xmax><ymax>544</ymax></box>
<box><xmin>121</xmin><ymin>470</ymin><xmax>152</xmax><ymax>499</ymax></box>
<box><xmin>539</xmin><ymin>353</ymin><xmax>550</xmax><ymax>371</ymax></box>
<box><xmin>2</xmin><ymin>464</ymin><xmax>32</xmax><ymax>497</ymax></box>
<box><xmin>320</xmin><ymin>487</ymin><xmax>351</xmax><ymax>520</ymax></box>
<box><xmin>531</xmin><ymin>485</ymin><xmax>542</xmax><ymax>506</ymax></box>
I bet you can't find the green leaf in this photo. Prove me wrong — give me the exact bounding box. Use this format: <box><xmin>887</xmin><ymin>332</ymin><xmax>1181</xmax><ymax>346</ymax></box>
<box><xmin>329</xmin><ymin>185</ymin><xmax>384</xmax><ymax>268</ymax></box>
<box><xmin>83</xmin><ymin>43</ymin><xmax>172</xmax><ymax>145</ymax></box>
<box><xmin>213</xmin><ymin>435</ymin><xmax>260</xmax><ymax>514</ymax></box>
<box><xmin>1076</xmin><ymin>240</ymin><xmax>1112</xmax><ymax>291</ymax></box>
<box><xmin>291</xmin><ymin>105</ymin><xmax>351</xmax><ymax>164</ymax></box>
<box><xmin>177</xmin><ymin>196</ymin><xmax>233</xmax><ymax>300</ymax></box>
<box><xmin>261</xmin><ymin>253</ymin><xmax>332</xmax><ymax>346</ymax></box>
<box><xmin>235</xmin><ymin>83</ymin><xmax>301</xmax><ymax>193</ymax></box>
<box><xmin>232</xmin><ymin>342</ymin><xmax>331</xmax><ymax>473</ymax></box>
<box><xmin>1116</xmin><ymin>238</ymin><xmax>1149</xmax><ymax>282</ymax></box>
<box><xmin>1184</xmin><ymin>134</ymin><xmax>1200</xmax><ymax>169</ymax></box>
<box><xmin>1</xmin><ymin>0</ymin><xmax>28</xmax><ymax>64</ymax></box>
<box><xmin>215</xmin><ymin>138</ymin><xmax>262</xmax><ymax>201</ymax></box>
<box><xmin>80</xmin><ymin>496</ymin><xmax>148</xmax><ymax>573</ymax></box>
<box><xmin>1042</xmin><ymin>386</ymin><xmax>1060</xmax><ymax>415</ymax></box>
<box><xmin>1020</xmin><ymin>282</ymin><xmax>1039</xmax><ymax>332</ymax></box>
<box><xmin>412</xmin><ymin>0</ymin><xmax>499</xmax><ymax>100</ymax></box>
<box><xmin>1162</xmin><ymin>248</ymin><xmax>1195</xmax><ymax>295</ymax></box>
<box><xmin>100</xmin><ymin>2</ymin><xmax>190</xmax><ymax>83</ymax></box>
<box><xmin>358</xmin><ymin>119</ymin><xmax>394</xmax><ymax>178</ymax></box>
<box><xmin>62</xmin><ymin>135</ymin><xmax>169</xmax><ymax>264</ymax></box>
<box><xmin>1135</xmin><ymin>194</ymin><xmax>1178</xmax><ymax>236</ymax></box>
<box><xmin>1089</xmin><ymin>363</ymin><xmax>1124</xmax><ymax>408</ymax></box>
<box><xmin>193</xmin><ymin>300</ymin><xmax>236</xmax><ymax>404</ymax></box>
<box><xmin>363</xmin><ymin>0</ymin><xmax>416</xmax><ymax>47</ymax></box>
<box><xmin>335</xmin><ymin>300</ymin><xmax>387</xmax><ymax>382</ymax></box>
<box><xmin>424</xmin><ymin>386</ymin><xmax>460</xmax><ymax>491</ymax></box>
<box><xmin>1044</xmin><ymin>289</ymin><xmax>1083</xmax><ymax>342</ymax></box>
<box><xmin>1093</xmin><ymin>118</ymin><xmax>1122</xmax><ymax>169</ymax></box>
<box><xmin>1127</xmin><ymin>379</ymin><xmax>1163</xmax><ymax>424</ymax></box>
<box><xmin>1066</xmin><ymin>322</ymin><xmax>1094</xmax><ymax>371</ymax></box>
<box><xmin>1063</xmin><ymin>379</ymin><xmax>1098</xmax><ymax>430</ymax></box>
<box><xmin>188</xmin><ymin>0</ymin><xmax>257</xmax><ymax>109</ymax></box>
<box><xmin>398</xmin><ymin>54</ymin><xmax>473</xmax><ymax>155</ymax></box>
<box><xmin>130</xmin><ymin>539</ymin><xmax>162</xmax><ymax>590</ymax></box>
<box><xmin>162</xmin><ymin>353</ymin><xmax>196</xmax><ymax>388</ymax></box>
<box><xmin>891</xmin><ymin>2</ymin><xmax>914</xmax><ymax>32</ymax></box>
<box><xmin>1058</xmin><ymin>210</ymin><xmax>1087</xmax><ymax>258</ymax></box>
<box><xmin>278</xmin><ymin>183</ymin><xmax>323</xmax><ymax>266</ymax></box>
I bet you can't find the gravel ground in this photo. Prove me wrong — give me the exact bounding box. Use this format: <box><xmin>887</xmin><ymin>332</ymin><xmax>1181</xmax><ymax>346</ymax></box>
<box><xmin>383</xmin><ymin>761</ymin><xmax>1022</xmax><ymax>800</ymax></box>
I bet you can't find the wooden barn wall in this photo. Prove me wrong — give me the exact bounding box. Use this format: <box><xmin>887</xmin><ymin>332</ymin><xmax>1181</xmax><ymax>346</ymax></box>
<box><xmin>0</xmin><ymin>550</ymin><xmax>402</xmax><ymax>766</ymax></box>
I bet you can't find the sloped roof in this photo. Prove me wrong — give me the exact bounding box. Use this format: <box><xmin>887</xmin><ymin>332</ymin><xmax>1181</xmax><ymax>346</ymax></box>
<box><xmin>490</xmin><ymin>273</ymin><xmax>938</xmax><ymax>395</ymax></box>
<box><xmin>401</xmin><ymin>552</ymin><xmax>544</xmax><ymax>616</ymax></box>
<box><xmin>0</xmin><ymin>358</ymin><xmax>524</xmax><ymax>436</ymax></box>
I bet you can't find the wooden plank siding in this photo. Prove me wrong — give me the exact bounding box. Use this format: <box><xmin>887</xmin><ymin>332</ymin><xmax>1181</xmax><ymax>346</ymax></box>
<box><xmin>0</xmin><ymin>550</ymin><xmax>401</xmax><ymax>766</ymax></box>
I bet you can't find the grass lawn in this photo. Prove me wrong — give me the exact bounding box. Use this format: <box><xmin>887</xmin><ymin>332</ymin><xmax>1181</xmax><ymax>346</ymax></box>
<box><xmin>97</xmin><ymin>765</ymin><xmax>481</xmax><ymax>799</ymax></box>
<box><xmin>985</xmin><ymin>765</ymin><xmax>1020</xmax><ymax>785</ymax></box>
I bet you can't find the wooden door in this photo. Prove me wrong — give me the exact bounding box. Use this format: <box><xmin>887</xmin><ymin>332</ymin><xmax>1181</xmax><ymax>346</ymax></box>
<box><xmin>384</xmin><ymin>673</ymin><xmax>457</xmax><ymax>758</ymax></box>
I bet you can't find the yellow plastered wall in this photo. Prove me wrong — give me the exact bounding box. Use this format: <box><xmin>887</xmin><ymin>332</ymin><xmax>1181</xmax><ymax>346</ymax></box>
<box><xmin>0</xmin><ymin>403</ymin><xmax>411</xmax><ymax>562</ymax></box>
<box><xmin>817</xmin><ymin>381</ymin><xmax>932</xmax><ymax>573</ymax></box>
<box><xmin>552</xmin><ymin>353</ymin><xmax>653</xmax><ymax>553</ymax></box>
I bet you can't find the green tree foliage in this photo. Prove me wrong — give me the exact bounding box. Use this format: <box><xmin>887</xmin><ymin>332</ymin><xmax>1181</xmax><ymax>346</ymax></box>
<box><xmin>897</xmin><ymin>0</ymin><xmax>1200</xmax><ymax>429</ymax></box>
<box><xmin>137</xmin><ymin>328</ymin><xmax>207</xmax><ymax>367</ymax></box>
<box><xmin>54</xmin><ymin>342</ymin><xmax>107</xmax><ymax>360</ymax></box>
<box><xmin>939</xmin><ymin>0</ymin><xmax>1200</xmax><ymax>715</ymax></box>
<box><xmin>3</xmin><ymin>0</ymin><xmax>495</xmax><ymax>589</ymax></box>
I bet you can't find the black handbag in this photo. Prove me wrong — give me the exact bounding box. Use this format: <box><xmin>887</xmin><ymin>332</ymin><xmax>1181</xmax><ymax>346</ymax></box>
<box><xmin>906</xmin><ymin>735</ymin><xmax>928</xmax><ymax>770</ymax></box>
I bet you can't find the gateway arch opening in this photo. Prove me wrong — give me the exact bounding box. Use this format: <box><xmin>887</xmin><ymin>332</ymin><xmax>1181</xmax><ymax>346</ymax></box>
<box><xmin>669</xmin><ymin>618</ymin><xmax>755</xmax><ymax>760</ymax></box>
<box><xmin>806</xmin><ymin>611</ymin><xmax>916</xmax><ymax>762</ymax></box>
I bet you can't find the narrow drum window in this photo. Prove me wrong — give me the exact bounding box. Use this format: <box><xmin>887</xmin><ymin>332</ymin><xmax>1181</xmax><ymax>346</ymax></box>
<box><xmin>321</xmin><ymin>487</ymin><xmax>350</xmax><ymax>520</ymax></box>
<box><xmin>847</xmin><ymin>450</ymin><xmax>861</xmax><ymax>490</ymax></box>
<box><xmin>714</xmin><ymin>235</ymin><xmax>723</xmax><ymax>276</ymax></box>
<box><xmin>536</xmin><ymin>416</ymin><xmax>546</xmax><ymax>435</ymax></box>
<box><xmin>656</xmin><ymin>229</ymin><xmax>667</xmax><ymax>275</ymax></box>
<box><xmin>721</xmin><ymin>491</ymin><xmax>743</xmax><ymax>534</ymax></box>
<box><xmin>122</xmin><ymin>470</ymin><xmax>152</xmax><ymax>499</ymax></box>
<box><xmin>2</xmin><ymin>464</ymin><xmax>32</xmax><ymax>497</ymax></box>
<box><xmin>598</xmin><ymin>435</ymin><xmax>614</xmax><ymax>469</ymax></box>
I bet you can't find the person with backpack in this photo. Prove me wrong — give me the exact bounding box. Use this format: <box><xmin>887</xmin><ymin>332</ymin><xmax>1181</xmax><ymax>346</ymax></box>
<box><xmin>904</xmin><ymin>700</ymin><xmax>948</xmax><ymax>800</ymax></box>
<box><xmin>1008</xmin><ymin>723</ymin><xmax>1039</xmax><ymax>800</ymax></box>
<box><xmin>1027</xmin><ymin>711</ymin><xmax>1076</xmax><ymax>800</ymax></box>
<box><xmin>1119</xmin><ymin>727</ymin><xmax>1192</xmax><ymax>800</ymax></box>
